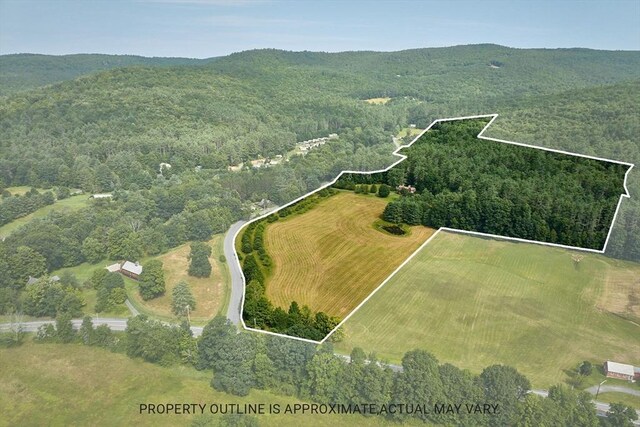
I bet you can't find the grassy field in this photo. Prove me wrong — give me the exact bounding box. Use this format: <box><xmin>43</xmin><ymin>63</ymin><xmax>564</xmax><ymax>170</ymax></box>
<box><xmin>0</xmin><ymin>194</ymin><xmax>90</xmax><ymax>238</ymax></box>
<box><xmin>4</xmin><ymin>186</ymin><xmax>38</xmax><ymax>196</ymax></box>
<box><xmin>126</xmin><ymin>235</ymin><xmax>228</xmax><ymax>322</ymax></box>
<box><xmin>334</xmin><ymin>231</ymin><xmax>640</xmax><ymax>388</ymax></box>
<box><xmin>0</xmin><ymin>342</ymin><xmax>403</xmax><ymax>427</ymax></box>
<box><xmin>263</xmin><ymin>191</ymin><xmax>435</xmax><ymax>318</ymax></box>
<box><xmin>364</xmin><ymin>97</ymin><xmax>391</xmax><ymax>105</ymax></box>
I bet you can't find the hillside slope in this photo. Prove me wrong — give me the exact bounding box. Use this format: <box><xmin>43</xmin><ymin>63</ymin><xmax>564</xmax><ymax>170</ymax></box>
<box><xmin>1</xmin><ymin>46</ymin><xmax>639</xmax><ymax>260</ymax></box>
<box><xmin>0</xmin><ymin>53</ymin><xmax>211</xmax><ymax>96</ymax></box>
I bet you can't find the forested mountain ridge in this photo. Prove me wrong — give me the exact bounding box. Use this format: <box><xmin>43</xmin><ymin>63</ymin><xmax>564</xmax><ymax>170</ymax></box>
<box><xmin>0</xmin><ymin>53</ymin><xmax>213</xmax><ymax>96</ymax></box>
<box><xmin>3</xmin><ymin>45</ymin><xmax>639</xmax><ymax>98</ymax></box>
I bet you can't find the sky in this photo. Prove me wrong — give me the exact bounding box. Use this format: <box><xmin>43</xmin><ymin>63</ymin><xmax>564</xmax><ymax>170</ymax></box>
<box><xmin>1</xmin><ymin>0</ymin><xmax>638</xmax><ymax>58</ymax></box>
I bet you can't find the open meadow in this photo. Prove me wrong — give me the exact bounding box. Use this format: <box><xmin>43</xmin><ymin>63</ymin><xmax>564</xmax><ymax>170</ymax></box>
<box><xmin>0</xmin><ymin>194</ymin><xmax>90</xmax><ymax>238</ymax></box>
<box><xmin>334</xmin><ymin>231</ymin><xmax>640</xmax><ymax>388</ymax></box>
<box><xmin>0</xmin><ymin>342</ymin><xmax>403</xmax><ymax>427</ymax></box>
<box><xmin>126</xmin><ymin>235</ymin><xmax>229</xmax><ymax>323</ymax></box>
<box><xmin>263</xmin><ymin>191</ymin><xmax>435</xmax><ymax>318</ymax></box>
<box><xmin>49</xmin><ymin>235</ymin><xmax>229</xmax><ymax>323</ymax></box>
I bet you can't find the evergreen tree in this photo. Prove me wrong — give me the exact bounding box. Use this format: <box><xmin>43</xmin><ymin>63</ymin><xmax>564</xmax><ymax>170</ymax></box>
<box><xmin>172</xmin><ymin>281</ymin><xmax>196</xmax><ymax>317</ymax></box>
<box><xmin>377</xmin><ymin>184</ymin><xmax>390</xmax><ymax>198</ymax></box>
<box><xmin>188</xmin><ymin>242</ymin><xmax>212</xmax><ymax>278</ymax></box>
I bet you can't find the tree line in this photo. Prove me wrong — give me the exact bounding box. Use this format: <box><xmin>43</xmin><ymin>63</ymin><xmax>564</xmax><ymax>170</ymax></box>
<box><xmin>240</xmin><ymin>188</ymin><xmax>341</xmax><ymax>341</ymax></box>
<box><xmin>10</xmin><ymin>314</ymin><xmax>636</xmax><ymax>427</ymax></box>
<box><xmin>0</xmin><ymin>188</ymin><xmax>55</xmax><ymax>226</ymax></box>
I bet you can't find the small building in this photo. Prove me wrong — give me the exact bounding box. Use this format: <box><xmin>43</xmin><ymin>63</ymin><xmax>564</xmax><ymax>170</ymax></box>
<box><xmin>604</xmin><ymin>361</ymin><xmax>636</xmax><ymax>381</ymax></box>
<box><xmin>105</xmin><ymin>263</ymin><xmax>121</xmax><ymax>273</ymax></box>
<box><xmin>91</xmin><ymin>193</ymin><xmax>112</xmax><ymax>199</ymax></box>
<box><xmin>120</xmin><ymin>261</ymin><xmax>143</xmax><ymax>281</ymax></box>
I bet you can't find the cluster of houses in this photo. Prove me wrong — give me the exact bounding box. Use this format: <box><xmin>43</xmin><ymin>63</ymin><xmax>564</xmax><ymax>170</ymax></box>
<box><xmin>298</xmin><ymin>134</ymin><xmax>338</xmax><ymax>153</ymax></box>
<box><xmin>604</xmin><ymin>361</ymin><xmax>640</xmax><ymax>381</ymax></box>
<box><xmin>106</xmin><ymin>261</ymin><xmax>143</xmax><ymax>281</ymax></box>
<box><xmin>227</xmin><ymin>134</ymin><xmax>339</xmax><ymax>172</ymax></box>
<box><xmin>250</xmin><ymin>155</ymin><xmax>284</xmax><ymax>169</ymax></box>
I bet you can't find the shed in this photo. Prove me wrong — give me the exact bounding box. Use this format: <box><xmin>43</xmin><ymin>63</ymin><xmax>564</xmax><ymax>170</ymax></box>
<box><xmin>106</xmin><ymin>263</ymin><xmax>121</xmax><ymax>273</ymax></box>
<box><xmin>604</xmin><ymin>361</ymin><xmax>635</xmax><ymax>381</ymax></box>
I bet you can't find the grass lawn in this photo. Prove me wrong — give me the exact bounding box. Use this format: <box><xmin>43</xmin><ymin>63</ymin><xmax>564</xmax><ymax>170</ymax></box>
<box><xmin>4</xmin><ymin>186</ymin><xmax>38</xmax><ymax>196</ymax></box>
<box><xmin>0</xmin><ymin>194</ymin><xmax>90</xmax><ymax>238</ymax></box>
<box><xmin>334</xmin><ymin>231</ymin><xmax>640</xmax><ymax>388</ymax></box>
<box><xmin>50</xmin><ymin>234</ymin><xmax>229</xmax><ymax>323</ymax></box>
<box><xmin>126</xmin><ymin>235</ymin><xmax>228</xmax><ymax>323</ymax></box>
<box><xmin>597</xmin><ymin>392</ymin><xmax>640</xmax><ymax>410</ymax></box>
<box><xmin>263</xmin><ymin>191</ymin><xmax>435</xmax><ymax>318</ymax></box>
<box><xmin>50</xmin><ymin>259</ymin><xmax>131</xmax><ymax>318</ymax></box>
<box><xmin>0</xmin><ymin>342</ymin><xmax>402</xmax><ymax>427</ymax></box>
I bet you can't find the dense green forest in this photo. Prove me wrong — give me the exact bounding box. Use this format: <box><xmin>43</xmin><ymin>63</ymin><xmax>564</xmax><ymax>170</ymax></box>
<box><xmin>335</xmin><ymin>118</ymin><xmax>629</xmax><ymax>250</ymax></box>
<box><xmin>484</xmin><ymin>81</ymin><xmax>640</xmax><ymax>259</ymax></box>
<box><xmin>0</xmin><ymin>45</ymin><xmax>639</xmax><ymax>309</ymax></box>
<box><xmin>0</xmin><ymin>53</ymin><xmax>210</xmax><ymax>96</ymax></box>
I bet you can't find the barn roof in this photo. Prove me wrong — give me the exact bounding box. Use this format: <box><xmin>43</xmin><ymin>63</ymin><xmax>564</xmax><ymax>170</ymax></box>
<box><xmin>121</xmin><ymin>261</ymin><xmax>142</xmax><ymax>275</ymax></box>
<box><xmin>605</xmin><ymin>361</ymin><xmax>635</xmax><ymax>376</ymax></box>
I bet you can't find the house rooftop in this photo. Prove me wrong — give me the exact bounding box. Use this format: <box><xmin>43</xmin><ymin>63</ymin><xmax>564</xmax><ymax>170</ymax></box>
<box><xmin>121</xmin><ymin>261</ymin><xmax>143</xmax><ymax>275</ymax></box>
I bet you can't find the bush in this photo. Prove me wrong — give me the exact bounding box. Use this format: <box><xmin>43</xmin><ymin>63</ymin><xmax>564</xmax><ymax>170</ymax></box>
<box><xmin>377</xmin><ymin>184</ymin><xmax>391</xmax><ymax>198</ymax></box>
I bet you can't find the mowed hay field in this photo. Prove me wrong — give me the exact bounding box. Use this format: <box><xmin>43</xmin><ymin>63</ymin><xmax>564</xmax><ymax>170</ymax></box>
<box><xmin>264</xmin><ymin>191</ymin><xmax>435</xmax><ymax>317</ymax></box>
<box><xmin>0</xmin><ymin>342</ymin><xmax>399</xmax><ymax>427</ymax></box>
<box><xmin>334</xmin><ymin>231</ymin><xmax>640</xmax><ymax>388</ymax></box>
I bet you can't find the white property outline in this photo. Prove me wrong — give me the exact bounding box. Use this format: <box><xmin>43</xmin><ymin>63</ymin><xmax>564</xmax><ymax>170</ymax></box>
<box><xmin>232</xmin><ymin>113</ymin><xmax>635</xmax><ymax>345</ymax></box>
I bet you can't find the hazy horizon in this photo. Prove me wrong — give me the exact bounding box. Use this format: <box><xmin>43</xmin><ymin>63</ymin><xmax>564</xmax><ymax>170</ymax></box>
<box><xmin>1</xmin><ymin>1</ymin><xmax>638</xmax><ymax>58</ymax></box>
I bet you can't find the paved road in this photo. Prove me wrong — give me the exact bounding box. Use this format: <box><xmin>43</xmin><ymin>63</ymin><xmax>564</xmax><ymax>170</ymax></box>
<box><xmin>585</xmin><ymin>384</ymin><xmax>640</xmax><ymax>397</ymax></box>
<box><xmin>124</xmin><ymin>299</ymin><xmax>139</xmax><ymax>316</ymax></box>
<box><xmin>532</xmin><ymin>388</ymin><xmax>640</xmax><ymax>423</ymax></box>
<box><xmin>224</xmin><ymin>220</ymin><xmax>247</xmax><ymax>325</ymax></box>
<box><xmin>0</xmin><ymin>318</ymin><xmax>204</xmax><ymax>337</ymax></box>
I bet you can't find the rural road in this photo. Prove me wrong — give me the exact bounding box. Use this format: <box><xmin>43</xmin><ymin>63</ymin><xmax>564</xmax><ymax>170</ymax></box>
<box><xmin>224</xmin><ymin>220</ymin><xmax>247</xmax><ymax>325</ymax></box>
<box><xmin>584</xmin><ymin>384</ymin><xmax>640</xmax><ymax>397</ymax></box>
<box><xmin>124</xmin><ymin>299</ymin><xmax>139</xmax><ymax>316</ymax></box>
<box><xmin>0</xmin><ymin>318</ymin><xmax>204</xmax><ymax>337</ymax></box>
<box><xmin>532</xmin><ymin>389</ymin><xmax>639</xmax><ymax>422</ymax></box>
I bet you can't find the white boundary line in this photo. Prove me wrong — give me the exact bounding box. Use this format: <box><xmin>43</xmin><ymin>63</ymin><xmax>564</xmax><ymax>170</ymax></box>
<box><xmin>230</xmin><ymin>113</ymin><xmax>635</xmax><ymax>344</ymax></box>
